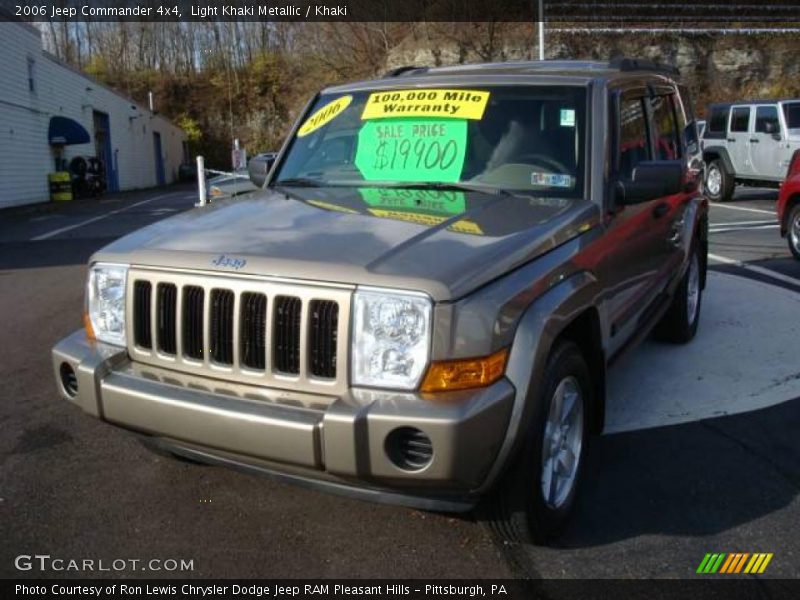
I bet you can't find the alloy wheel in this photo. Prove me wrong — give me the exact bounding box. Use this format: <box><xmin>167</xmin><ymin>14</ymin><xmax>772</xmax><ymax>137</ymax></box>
<box><xmin>706</xmin><ymin>166</ymin><xmax>722</xmax><ymax>196</ymax></box>
<box><xmin>541</xmin><ymin>376</ymin><xmax>584</xmax><ymax>509</ymax></box>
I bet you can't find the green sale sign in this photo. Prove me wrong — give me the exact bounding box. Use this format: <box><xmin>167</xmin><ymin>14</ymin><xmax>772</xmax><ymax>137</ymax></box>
<box><xmin>355</xmin><ymin>118</ymin><xmax>468</xmax><ymax>182</ymax></box>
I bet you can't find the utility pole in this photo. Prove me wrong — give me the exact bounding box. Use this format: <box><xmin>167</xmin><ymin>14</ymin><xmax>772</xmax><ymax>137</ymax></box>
<box><xmin>538</xmin><ymin>0</ymin><xmax>545</xmax><ymax>60</ymax></box>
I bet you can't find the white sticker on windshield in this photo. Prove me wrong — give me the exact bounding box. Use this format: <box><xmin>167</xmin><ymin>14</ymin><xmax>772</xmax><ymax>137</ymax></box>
<box><xmin>560</xmin><ymin>109</ymin><xmax>576</xmax><ymax>127</ymax></box>
<box><xmin>531</xmin><ymin>172</ymin><xmax>573</xmax><ymax>188</ymax></box>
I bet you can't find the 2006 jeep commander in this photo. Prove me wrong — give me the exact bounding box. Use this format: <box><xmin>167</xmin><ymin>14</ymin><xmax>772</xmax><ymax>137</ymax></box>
<box><xmin>52</xmin><ymin>59</ymin><xmax>708</xmax><ymax>544</ymax></box>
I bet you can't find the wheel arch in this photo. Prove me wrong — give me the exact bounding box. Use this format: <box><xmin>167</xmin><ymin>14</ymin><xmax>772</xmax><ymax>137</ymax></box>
<box><xmin>553</xmin><ymin>307</ymin><xmax>606</xmax><ymax>435</ymax></box>
<box><xmin>694</xmin><ymin>200</ymin><xmax>709</xmax><ymax>289</ymax></box>
<box><xmin>703</xmin><ymin>147</ymin><xmax>734</xmax><ymax>176</ymax></box>
<box><xmin>781</xmin><ymin>193</ymin><xmax>800</xmax><ymax>236</ymax></box>
<box><xmin>477</xmin><ymin>271</ymin><xmax>607</xmax><ymax>493</ymax></box>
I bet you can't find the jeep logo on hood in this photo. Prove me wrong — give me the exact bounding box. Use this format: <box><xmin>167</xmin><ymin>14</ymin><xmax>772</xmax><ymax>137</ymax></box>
<box><xmin>211</xmin><ymin>254</ymin><xmax>247</xmax><ymax>270</ymax></box>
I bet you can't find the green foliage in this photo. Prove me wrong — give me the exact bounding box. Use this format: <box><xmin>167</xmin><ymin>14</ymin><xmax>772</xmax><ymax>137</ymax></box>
<box><xmin>85</xmin><ymin>54</ymin><xmax>348</xmax><ymax>170</ymax></box>
<box><xmin>177</xmin><ymin>115</ymin><xmax>202</xmax><ymax>145</ymax></box>
<box><xmin>83</xmin><ymin>56</ymin><xmax>110</xmax><ymax>80</ymax></box>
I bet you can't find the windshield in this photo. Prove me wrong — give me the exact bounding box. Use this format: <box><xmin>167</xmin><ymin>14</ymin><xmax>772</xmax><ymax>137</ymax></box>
<box><xmin>784</xmin><ymin>102</ymin><xmax>800</xmax><ymax>129</ymax></box>
<box><xmin>272</xmin><ymin>85</ymin><xmax>587</xmax><ymax>196</ymax></box>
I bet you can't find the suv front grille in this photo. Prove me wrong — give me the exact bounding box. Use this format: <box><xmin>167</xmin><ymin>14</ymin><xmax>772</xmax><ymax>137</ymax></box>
<box><xmin>182</xmin><ymin>285</ymin><xmax>204</xmax><ymax>360</ymax></box>
<box><xmin>156</xmin><ymin>283</ymin><xmax>177</xmax><ymax>355</ymax></box>
<box><xmin>210</xmin><ymin>289</ymin><xmax>235</xmax><ymax>365</ymax></box>
<box><xmin>274</xmin><ymin>296</ymin><xmax>302</xmax><ymax>374</ymax></box>
<box><xmin>133</xmin><ymin>281</ymin><xmax>152</xmax><ymax>349</ymax></box>
<box><xmin>126</xmin><ymin>270</ymin><xmax>351</xmax><ymax>395</ymax></box>
<box><xmin>240</xmin><ymin>292</ymin><xmax>267</xmax><ymax>370</ymax></box>
<box><xmin>309</xmin><ymin>300</ymin><xmax>339</xmax><ymax>378</ymax></box>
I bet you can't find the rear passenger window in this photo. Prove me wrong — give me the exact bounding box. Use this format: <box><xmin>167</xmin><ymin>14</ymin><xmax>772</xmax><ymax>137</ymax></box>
<box><xmin>618</xmin><ymin>95</ymin><xmax>650</xmax><ymax>179</ymax></box>
<box><xmin>755</xmin><ymin>106</ymin><xmax>779</xmax><ymax>133</ymax></box>
<box><xmin>708</xmin><ymin>107</ymin><xmax>728</xmax><ymax>135</ymax></box>
<box><xmin>650</xmin><ymin>95</ymin><xmax>680</xmax><ymax>160</ymax></box>
<box><xmin>730</xmin><ymin>107</ymin><xmax>751</xmax><ymax>132</ymax></box>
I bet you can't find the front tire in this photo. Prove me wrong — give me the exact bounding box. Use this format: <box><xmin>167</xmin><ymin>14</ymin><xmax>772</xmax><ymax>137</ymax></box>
<box><xmin>787</xmin><ymin>204</ymin><xmax>800</xmax><ymax>261</ymax></box>
<box><xmin>705</xmin><ymin>159</ymin><xmax>734</xmax><ymax>202</ymax></box>
<box><xmin>485</xmin><ymin>341</ymin><xmax>591</xmax><ymax>545</ymax></box>
<box><xmin>654</xmin><ymin>244</ymin><xmax>702</xmax><ymax>343</ymax></box>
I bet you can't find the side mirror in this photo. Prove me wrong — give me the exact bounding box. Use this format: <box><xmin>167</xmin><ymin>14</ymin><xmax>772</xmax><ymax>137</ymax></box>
<box><xmin>247</xmin><ymin>155</ymin><xmax>275</xmax><ymax>188</ymax></box>
<box><xmin>616</xmin><ymin>161</ymin><xmax>683</xmax><ymax>205</ymax></box>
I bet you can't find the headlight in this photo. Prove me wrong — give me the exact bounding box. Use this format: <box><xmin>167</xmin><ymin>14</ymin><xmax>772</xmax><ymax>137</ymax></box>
<box><xmin>351</xmin><ymin>288</ymin><xmax>432</xmax><ymax>390</ymax></box>
<box><xmin>86</xmin><ymin>263</ymin><xmax>128</xmax><ymax>346</ymax></box>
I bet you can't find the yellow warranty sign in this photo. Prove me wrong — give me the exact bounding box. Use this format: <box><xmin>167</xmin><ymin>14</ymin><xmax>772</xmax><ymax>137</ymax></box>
<box><xmin>297</xmin><ymin>95</ymin><xmax>352</xmax><ymax>137</ymax></box>
<box><xmin>361</xmin><ymin>89</ymin><xmax>490</xmax><ymax>120</ymax></box>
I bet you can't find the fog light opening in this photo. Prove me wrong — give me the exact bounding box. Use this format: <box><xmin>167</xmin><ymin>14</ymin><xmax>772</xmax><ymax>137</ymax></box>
<box><xmin>59</xmin><ymin>363</ymin><xmax>78</xmax><ymax>398</ymax></box>
<box><xmin>385</xmin><ymin>427</ymin><xmax>433</xmax><ymax>472</ymax></box>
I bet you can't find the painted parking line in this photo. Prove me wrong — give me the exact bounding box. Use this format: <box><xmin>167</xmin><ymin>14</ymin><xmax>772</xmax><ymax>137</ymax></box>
<box><xmin>708</xmin><ymin>252</ymin><xmax>800</xmax><ymax>288</ymax></box>
<box><xmin>710</xmin><ymin>223</ymin><xmax>779</xmax><ymax>234</ymax></box>
<box><xmin>31</xmin><ymin>192</ymin><xmax>182</xmax><ymax>241</ymax></box>
<box><xmin>709</xmin><ymin>202</ymin><xmax>776</xmax><ymax>216</ymax></box>
<box><xmin>710</xmin><ymin>219</ymin><xmax>777</xmax><ymax>227</ymax></box>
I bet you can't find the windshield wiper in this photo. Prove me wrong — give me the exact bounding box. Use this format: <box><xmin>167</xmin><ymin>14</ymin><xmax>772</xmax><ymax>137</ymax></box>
<box><xmin>273</xmin><ymin>178</ymin><xmax>518</xmax><ymax>197</ymax></box>
<box><xmin>366</xmin><ymin>181</ymin><xmax>516</xmax><ymax>197</ymax></box>
<box><xmin>271</xmin><ymin>177</ymin><xmax>323</xmax><ymax>188</ymax></box>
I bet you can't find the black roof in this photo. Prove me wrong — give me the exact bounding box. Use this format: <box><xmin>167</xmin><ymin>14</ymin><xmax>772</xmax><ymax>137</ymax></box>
<box><xmin>383</xmin><ymin>58</ymin><xmax>679</xmax><ymax>79</ymax></box>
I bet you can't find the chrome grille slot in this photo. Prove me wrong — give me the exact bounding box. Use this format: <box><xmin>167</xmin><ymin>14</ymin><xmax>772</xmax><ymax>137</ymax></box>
<box><xmin>309</xmin><ymin>300</ymin><xmax>338</xmax><ymax>379</ymax></box>
<box><xmin>156</xmin><ymin>283</ymin><xmax>177</xmax><ymax>355</ymax></box>
<box><xmin>126</xmin><ymin>269</ymin><xmax>351</xmax><ymax>397</ymax></box>
<box><xmin>210</xmin><ymin>289</ymin><xmax>235</xmax><ymax>365</ymax></box>
<box><xmin>240</xmin><ymin>292</ymin><xmax>267</xmax><ymax>370</ymax></box>
<box><xmin>182</xmin><ymin>286</ymin><xmax>204</xmax><ymax>360</ymax></box>
<box><xmin>274</xmin><ymin>296</ymin><xmax>302</xmax><ymax>374</ymax></box>
<box><xmin>133</xmin><ymin>281</ymin><xmax>152</xmax><ymax>349</ymax></box>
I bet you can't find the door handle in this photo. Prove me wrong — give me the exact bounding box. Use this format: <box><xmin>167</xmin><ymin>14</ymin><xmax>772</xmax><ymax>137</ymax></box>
<box><xmin>750</xmin><ymin>138</ymin><xmax>760</xmax><ymax>143</ymax></box>
<box><xmin>727</xmin><ymin>138</ymin><xmax>736</xmax><ymax>142</ymax></box>
<box><xmin>652</xmin><ymin>203</ymin><xmax>669</xmax><ymax>219</ymax></box>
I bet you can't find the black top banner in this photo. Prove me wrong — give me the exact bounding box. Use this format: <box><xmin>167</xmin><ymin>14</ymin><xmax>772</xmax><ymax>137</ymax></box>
<box><xmin>2</xmin><ymin>0</ymin><xmax>800</xmax><ymax>23</ymax></box>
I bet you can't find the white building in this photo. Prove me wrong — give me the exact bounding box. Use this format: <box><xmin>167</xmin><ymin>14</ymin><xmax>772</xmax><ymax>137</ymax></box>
<box><xmin>0</xmin><ymin>20</ymin><xmax>187</xmax><ymax>209</ymax></box>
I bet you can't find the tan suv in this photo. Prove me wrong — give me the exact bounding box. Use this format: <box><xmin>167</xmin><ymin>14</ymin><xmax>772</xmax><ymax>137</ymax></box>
<box><xmin>52</xmin><ymin>59</ymin><xmax>707</xmax><ymax>544</ymax></box>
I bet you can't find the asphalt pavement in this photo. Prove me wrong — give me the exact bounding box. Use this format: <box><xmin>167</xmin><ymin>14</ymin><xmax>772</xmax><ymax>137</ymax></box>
<box><xmin>0</xmin><ymin>184</ymin><xmax>797</xmax><ymax>581</ymax></box>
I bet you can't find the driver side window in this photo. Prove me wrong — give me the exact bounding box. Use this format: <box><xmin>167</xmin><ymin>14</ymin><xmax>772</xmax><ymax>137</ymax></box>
<box><xmin>617</xmin><ymin>92</ymin><xmax>651</xmax><ymax>180</ymax></box>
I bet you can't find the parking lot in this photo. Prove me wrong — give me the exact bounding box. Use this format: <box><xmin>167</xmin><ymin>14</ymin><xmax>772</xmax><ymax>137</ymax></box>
<box><xmin>0</xmin><ymin>185</ymin><xmax>797</xmax><ymax>580</ymax></box>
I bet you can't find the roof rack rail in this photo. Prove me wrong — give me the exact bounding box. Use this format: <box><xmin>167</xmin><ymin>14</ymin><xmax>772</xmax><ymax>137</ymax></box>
<box><xmin>610</xmin><ymin>57</ymin><xmax>680</xmax><ymax>76</ymax></box>
<box><xmin>383</xmin><ymin>65</ymin><xmax>427</xmax><ymax>78</ymax></box>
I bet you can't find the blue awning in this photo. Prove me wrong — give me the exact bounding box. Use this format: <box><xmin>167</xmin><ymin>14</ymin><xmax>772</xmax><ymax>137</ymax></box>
<box><xmin>48</xmin><ymin>116</ymin><xmax>90</xmax><ymax>146</ymax></box>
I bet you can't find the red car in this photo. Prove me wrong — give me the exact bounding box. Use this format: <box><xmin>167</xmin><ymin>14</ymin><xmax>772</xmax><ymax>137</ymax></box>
<box><xmin>779</xmin><ymin>149</ymin><xmax>800</xmax><ymax>260</ymax></box>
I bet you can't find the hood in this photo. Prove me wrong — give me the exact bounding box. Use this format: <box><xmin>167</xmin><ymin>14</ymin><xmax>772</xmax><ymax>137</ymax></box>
<box><xmin>93</xmin><ymin>186</ymin><xmax>600</xmax><ymax>302</ymax></box>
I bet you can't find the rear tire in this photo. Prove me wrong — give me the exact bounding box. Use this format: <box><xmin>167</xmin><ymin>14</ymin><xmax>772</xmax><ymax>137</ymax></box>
<box><xmin>654</xmin><ymin>244</ymin><xmax>702</xmax><ymax>344</ymax></box>
<box><xmin>484</xmin><ymin>341</ymin><xmax>591</xmax><ymax>545</ymax></box>
<box><xmin>705</xmin><ymin>159</ymin><xmax>734</xmax><ymax>202</ymax></box>
<box><xmin>787</xmin><ymin>204</ymin><xmax>800</xmax><ymax>261</ymax></box>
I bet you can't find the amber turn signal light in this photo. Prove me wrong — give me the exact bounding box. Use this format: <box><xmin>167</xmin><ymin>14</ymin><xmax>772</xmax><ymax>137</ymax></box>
<box><xmin>420</xmin><ymin>348</ymin><xmax>509</xmax><ymax>393</ymax></box>
<box><xmin>83</xmin><ymin>311</ymin><xmax>96</xmax><ymax>341</ymax></box>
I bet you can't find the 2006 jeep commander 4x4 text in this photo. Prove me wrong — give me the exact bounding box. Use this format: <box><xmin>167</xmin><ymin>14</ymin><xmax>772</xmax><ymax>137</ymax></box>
<box><xmin>52</xmin><ymin>59</ymin><xmax>708</xmax><ymax>544</ymax></box>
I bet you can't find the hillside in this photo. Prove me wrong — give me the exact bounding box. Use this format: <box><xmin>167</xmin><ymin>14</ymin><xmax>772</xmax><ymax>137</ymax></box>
<box><xmin>387</xmin><ymin>24</ymin><xmax>800</xmax><ymax>114</ymax></box>
<box><xmin>39</xmin><ymin>22</ymin><xmax>800</xmax><ymax>167</ymax></box>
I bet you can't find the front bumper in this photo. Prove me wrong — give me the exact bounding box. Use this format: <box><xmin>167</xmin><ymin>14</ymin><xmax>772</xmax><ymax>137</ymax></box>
<box><xmin>52</xmin><ymin>330</ymin><xmax>514</xmax><ymax>511</ymax></box>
